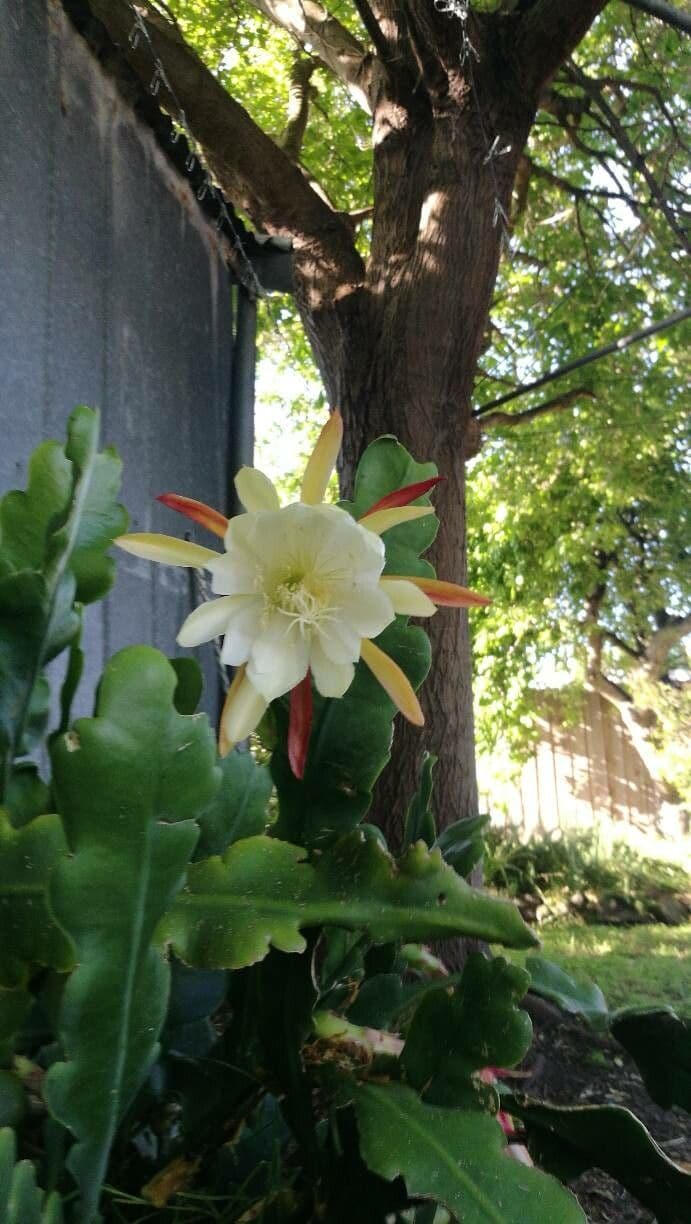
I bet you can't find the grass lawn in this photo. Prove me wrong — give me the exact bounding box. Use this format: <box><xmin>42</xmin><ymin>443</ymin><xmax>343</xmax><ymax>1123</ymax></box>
<box><xmin>508</xmin><ymin>921</ymin><xmax>691</xmax><ymax>1014</ymax></box>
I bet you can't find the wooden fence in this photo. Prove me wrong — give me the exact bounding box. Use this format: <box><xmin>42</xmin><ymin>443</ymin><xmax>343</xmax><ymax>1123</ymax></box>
<box><xmin>477</xmin><ymin>689</ymin><xmax>678</xmax><ymax>840</ymax></box>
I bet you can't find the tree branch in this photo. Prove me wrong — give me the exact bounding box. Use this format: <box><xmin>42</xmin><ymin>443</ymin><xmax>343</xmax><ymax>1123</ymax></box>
<box><xmin>245</xmin><ymin>0</ymin><xmax>374</xmax><ymax>111</ymax></box>
<box><xmin>645</xmin><ymin>614</ymin><xmax>691</xmax><ymax>678</ymax></box>
<box><xmin>352</xmin><ymin>0</ymin><xmax>393</xmax><ymax>66</ymax></box>
<box><xmin>282</xmin><ymin>53</ymin><xmax>317</xmax><ymax>162</ymax></box>
<box><xmin>565</xmin><ymin>61</ymin><xmax>691</xmax><ymax>250</ymax></box>
<box><xmin>601</xmin><ymin>629</ymin><xmax>644</xmax><ymax>662</ymax></box>
<box><xmin>480</xmin><ymin>387</ymin><xmax>596</xmax><ymax>431</ymax></box>
<box><xmin>524</xmin><ymin>153</ymin><xmax>648</xmax><ymax>213</ymax></box>
<box><xmin>87</xmin><ymin>0</ymin><xmax>362</xmax><ymax>285</ymax></box>
<box><xmin>514</xmin><ymin>0</ymin><xmax>609</xmax><ymax>99</ymax></box>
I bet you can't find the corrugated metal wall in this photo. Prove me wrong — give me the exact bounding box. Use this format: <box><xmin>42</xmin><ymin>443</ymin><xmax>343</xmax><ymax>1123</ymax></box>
<box><xmin>478</xmin><ymin>690</ymin><xmax>675</xmax><ymax>839</ymax></box>
<box><xmin>1</xmin><ymin>0</ymin><xmax>237</xmax><ymax>720</ymax></box>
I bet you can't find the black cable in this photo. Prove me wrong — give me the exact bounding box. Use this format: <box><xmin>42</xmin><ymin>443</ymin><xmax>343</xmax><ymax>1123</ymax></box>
<box><xmin>473</xmin><ymin>308</ymin><xmax>691</xmax><ymax>418</ymax></box>
<box><xmin>624</xmin><ymin>0</ymin><xmax>691</xmax><ymax>36</ymax></box>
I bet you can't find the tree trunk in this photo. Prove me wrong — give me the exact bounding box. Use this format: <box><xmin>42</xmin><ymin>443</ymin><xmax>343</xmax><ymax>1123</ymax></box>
<box><xmin>295</xmin><ymin>60</ymin><xmax>534</xmax><ymax>847</ymax></box>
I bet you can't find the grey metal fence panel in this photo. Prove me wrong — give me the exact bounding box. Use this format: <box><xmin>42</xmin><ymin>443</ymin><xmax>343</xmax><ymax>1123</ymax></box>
<box><xmin>0</xmin><ymin>0</ymin><xmax>236</xmax><ymax>723</ymax></box>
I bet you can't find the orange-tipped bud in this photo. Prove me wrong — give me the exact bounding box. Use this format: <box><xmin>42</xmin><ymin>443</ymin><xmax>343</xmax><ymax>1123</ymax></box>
<box><xmin>393</xmin><ymin>576</ymin><xmax>491</xmax><ymax>608</ymax></box>
<box><xmin>157</xmin><ymin>493</ymin><xmax>228</xmax><ymax>539</ymax></box>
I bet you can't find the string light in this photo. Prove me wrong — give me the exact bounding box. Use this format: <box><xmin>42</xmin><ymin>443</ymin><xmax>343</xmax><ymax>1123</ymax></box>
<box><xmin>126</xmin><ymin>3</ymin><xmax>265</xmax><ymax>301</ymax></box>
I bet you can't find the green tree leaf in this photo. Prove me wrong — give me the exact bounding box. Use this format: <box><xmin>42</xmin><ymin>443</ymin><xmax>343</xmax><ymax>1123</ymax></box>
<box><xmin>0</xmin><ymin>812</ymin><xmax>73</xmax><ymax>988</ymax></box>
<box><xmin>354</xmin><ymin>1082</ymin><xmax>584</xmax><ymax>1223</ymax></box>
<box><xmin>513</xmin><ymin>1097</ymin><xmax>691</xmax><ymax>1224</ymax></box>
<box><xmin>0</xmin><ymin>1127</ymin><xmax>63</xmax><ymax>1223</ymax></box>
<box><xmin>610</xmin><ymin>1007</ymin><xmax>691</xmax><ymax>1112</ymax></box>
<box><xmin>402</xmin><ymin>954</ymin><xmax>532</xmax><ymax>1109</ymax></box>
<box><xmin>525</xmin><ymin>956</ymin><xmax>609</xmax><ymax>1029</ymax></box>
<box><xmin>43</xmin><ymin>646</ymin><xmax>219</xmax><ymax>1223</ymax></box>
<box><xmin>162</xmin><ymin>831</ymin><xmax>536</xmax><ymax>971</ymax></box>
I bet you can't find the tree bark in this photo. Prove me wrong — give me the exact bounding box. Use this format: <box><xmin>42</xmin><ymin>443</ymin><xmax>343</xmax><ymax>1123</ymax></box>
<box><xmin>295</xmin><ymin>29</ymin><xmax>536</xmax><ymax>846</ymax></box>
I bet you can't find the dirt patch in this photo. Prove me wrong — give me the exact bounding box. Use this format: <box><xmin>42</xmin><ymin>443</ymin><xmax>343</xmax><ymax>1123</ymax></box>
<box><xmin>519</xmin><ymin>1009</ymin><xmax>690</xmax><ymax>1222</ymax></box>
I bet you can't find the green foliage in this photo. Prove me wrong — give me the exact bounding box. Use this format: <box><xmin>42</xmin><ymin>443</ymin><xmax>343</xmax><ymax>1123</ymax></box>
<box><xmin>354</xmin><ymin>1083</ymin><xmax>585</xmax><ymax>1223</ymax></box>
<box><xmin>0</xmin><ymin>1128</ymin><xmax>63</xmax><ymax>1223</ymax></box>
<box><xmin>163</xmin><ymin>833</ymin><xmax>536</xmax><ymax>970</ymax></box>
<box><xmin>1</xmin><ymin>416</ymin><xmax>683</xmax><ymax>1224</ymax></box>
<box><xmin>610</xmin><ymin>1008</ymin><xmax>691</xmax><ymax>1112</ymax></box>
<box><xmin>513</xmin><ymin>1098</ymin><xmax>691</xmax><ymax>1224</ymax></box>
<box><xmin>0</xmin><ymin>813</ymin><xmax>73</xmax><ymax>988</ymax></box>
<box><xmin>484</xmin><ymin>826</ymin><xmax>690</xmax><ymax>918</ymax></box>
<box><xmin>401</xmin><ymin>954</ymin><xmax>533</xmax><ymax>1108</ymax></box>
<box><xmin>194</xmin><ymin>746</ymin><xmax>272</xmax><ymax>858</ymax></box>
<box><xmin>272</xmin><ymin>617</ymin><xmax>431</xmax><ymax>847</ymax></box>
<box><xmin>0</xmin><ymin>406</ymin><xmax>126</xmax><ymax>797</ymax></box>
<box><xmin>524</xmin><ymin>955</ymin><xmax>609</xmax><ymax>1028</ymax></box>
<box><xmin>507</xmin><ymin>920</ymin><xmax>691</xmax><ymax>1014</ymax></box>
<box><xmin>404</xmin><ymin>752</ymin><xmax>437</xmax><ymax>848</ymax></box>
<box><xmin>44</xmin><ymin>647</ymin><xmax>218</xmax><ymax>1220</ymax></box>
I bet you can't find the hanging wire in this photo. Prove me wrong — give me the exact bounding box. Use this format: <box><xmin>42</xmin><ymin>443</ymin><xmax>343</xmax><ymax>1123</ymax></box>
<box><xmin>126</xmin><ymin>2</ymin><xmax>266</xmax><ymax>300</ymax></box>
<box><xmin>473</xmin><ymin>306</ymin><xmax>691</xmax><ymax>417</ymax></box>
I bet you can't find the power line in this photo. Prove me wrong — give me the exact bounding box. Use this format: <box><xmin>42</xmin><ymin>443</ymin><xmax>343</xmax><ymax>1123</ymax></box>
<box><xmin>624</xmin><ymin>0</ymin><xmax>691</xmax><ymax>36</ymax></box>
<box><xmin>473</xmin><ymin>308</ymin><xmax>691</xmax><ymax>418</ymax></box>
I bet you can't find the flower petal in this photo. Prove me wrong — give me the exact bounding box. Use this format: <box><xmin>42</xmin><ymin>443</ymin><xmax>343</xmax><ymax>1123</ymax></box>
<box><xmin>234</xmin><ymin>466</ymin><xmax>281</xmax><ymax>513</ymax></box>
<box><xmin>336</xmin><ymin>585</ymin><xmax>395</xmax><ymax>637</ymax></box>
<box><xmin>219</xmin><ymin>597</ymin><xmax>263</xmax><ymax>666</ymax></box>
<box><xmin>392</xmin><ymin>576</ymin><xmax>491</xmax><ymax>607</ymax></box>
<box><xmin>300</xmin><ymin>409</ymin><xmax>343</xmax><ymax>505</ymax></box>
<box><xmin>157</xmin><ymin>493</ymin><xmax>228</xmax><ymax>538</ymax></box>
<box><xmin>378</xmin><ymin>578</ymin><xmax>436</xmax><ymax>617</ymax></box>
<box><xmin>114</xmin><ymin>533</ymin><xmax>219</xmax><ymax>568</ymax></box>
<box><xmin>310</xmin><ymin>642</ymin><xmax>355</xmax><ymax>698</ymax></box>
<box><xmin>360</xmin><ymin>638</ymin><xmax>424</xmax><ymax>725</ymax></box>
<box><xmin>248</xmin><ymin>616</ymin><xmax>310</xmax><ymax>702</ymax></box>
<box><xmin>361</xmin><ymin>476</ymin><xmax>444</xmax><ymax>517</ymax></box>
<box><xmin>358</xmin><ymin>506</ymin><xmax>435</xmax><ymax>535</ymax></box>
<box><xmin>316</xmin><ymin>620</ymin><xmax>362</xmax><ymax>665</ymax></box>
<box><xmin>288</xmin><ymin>672</ymin><xmax>312</xmax><ymax>779</ymax></box>
<box><xmin>177</xmin><ymin>595</ymin><xmax>249</xmax><ymax>648</ymax></box>
<box><xmin>208</xmin><ymin>551</ymin><xmax>259</xmax><ymax>597</ymax></box>
<box><xmin>218</xmin><ymin>667</ymin><xmax>267</xmax><ymax>756</ymax></box>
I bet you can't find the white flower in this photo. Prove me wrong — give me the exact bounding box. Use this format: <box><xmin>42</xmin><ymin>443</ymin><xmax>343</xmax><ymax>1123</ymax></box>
<box><xmin>180</xmin><ymin>502</ymin><xmax>394</xmax><ymax>704</ymax></box>
<box><xmin>115</xmin><ymin>410</ymin><xmax>489</xmax><ymax>773</ymax></box>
